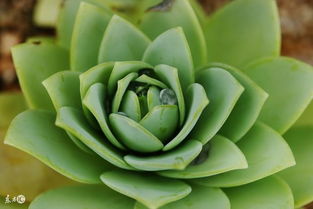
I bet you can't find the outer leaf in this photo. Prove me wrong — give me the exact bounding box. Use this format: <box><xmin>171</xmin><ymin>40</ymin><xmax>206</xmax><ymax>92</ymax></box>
<box><xmin>163</xmin><ymin>83</ymin><xmax>209</xmax><ymax>151</ymax></box>
<box><xmin>158</xmin><ymin>135</ymin><xmax>247</xmax><ymax>179</ymax></box>
<box><xmin>124</xmin><ymin>140</ymin><xmax>202</xmax><ymax>171</ymax></box>
<box><xmin>192</xmin><ymin>122</ymin><xmax>295</xmax><ymax>187</ymax></box>
<box><xmin>4</xmin><ymin>110</ymin><xmax>108</xmax><ymax>184</ymax></box>
<box><xmin>210</xmin><ymin>63</ymin><xmax>268</xmax><ymax>142</ymax></box>
<box><xmin>57</xmin><ymin>0</ymin><xmax>108</xmax><ymax>48</ymax></box>
<box><xmin>278</xmin><ymin>126</ymin><xmax>313</xmax><ymax>207</ymax></box>
<box><xmin>140</xmin><ymin>0</ymin><xmax>207</xmax><ymax>67</ymax></box>
<box><xmin>66</xmin><ymin>132</ymin><xmax>94</xmax><ymax>154</ymax></box>
<box><xmin>100</xmin><ymin>170</ymin><xmax>191</xmax><ymax>209</ymax></box>
<box><xmin>205</xmin><ymin>0</ymin><xmax>280</xmax><ymax>68</ymax></box>
<box><xmin>135</xmin><ymin>185</ymin><xmax>230</xmax><ymax>209</ymax></box>
<box><xmin>29</xmin><ymin>185</ymin><xmax>134</xmax><ymax>209</ymax></box>
<box><xmin>71</xmin><ymin>2</ymin><xmax>111</xmax><ymax>72</ymax></box>
<box><xmin>56</xmin><ymin>107</ymin><xmax>134</xmax><ymax>170</ymax></box>
<box><xmin>11</xmin><ymin>42</ymin><xmax>69</xmax><ymax>110</ymax></box>
<box><xmin>190</xmin><ymin>67</ymin><xmax>244</xmax><ymax>145</ymax></box>
<box><xmin>143</xmin><ymin>27</ymin><xmax>194</xmax><ymax>91</ymax></box>
<box><xmin>43</xmin><ymin>71</ymin><xmax>82</xmax><ymax>110</ymax></box>
<box><xmin>34</xmin><ymin>0</ymin><xmax>61</xmax><ymax>27</ymax></box>
<box><xmin>109</xmin><ymin>113</ymin><xmax>164</xmax><ymax>153</ymax></box>
<box><xmin>98</xmin><ymin>15</ymin><xmax>151</xmax><ymax>63</ymax></box>
<box><xmin>224</xmin><ymin>176</ymin><xmax>294</xmax><ymax>209</ymax></box>
<box><xmin>189</xmin><ymin>0</ymin><xmax>207</xmax><ymax>27</ymax></box>
<box><xmin>244</xmin><ymin>57</ymin><xmax>313</xmax><ymax>134</ymax></box>
<box><xmin>1</xmin><ymin>127</ymin><xmax>73</xmax><ymax>201</ymax></box>
<box><xmin>0</xmin><ymin>97</ymin><xmax>73</xmax><ymax>201</ymax></box>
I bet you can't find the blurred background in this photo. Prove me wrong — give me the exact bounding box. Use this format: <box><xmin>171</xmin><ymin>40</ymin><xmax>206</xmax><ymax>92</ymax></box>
<box><xmin>0</xmin><ymin>0</ymin><xmax>313</xmax><ymax>208</ymax></box>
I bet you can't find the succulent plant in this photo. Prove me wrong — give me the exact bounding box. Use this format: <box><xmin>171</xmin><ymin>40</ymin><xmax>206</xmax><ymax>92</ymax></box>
<box><xmin>4</xmin><ymin>0</ymin><xmax>313</xmax><ymax>208</ymax></box>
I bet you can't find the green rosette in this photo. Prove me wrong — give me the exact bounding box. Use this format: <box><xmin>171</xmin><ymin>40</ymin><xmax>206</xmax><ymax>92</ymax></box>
<box><xmin>4</xmin><ymin>0</ymin><xmax>313</xmax><ymax>208</ymax></box>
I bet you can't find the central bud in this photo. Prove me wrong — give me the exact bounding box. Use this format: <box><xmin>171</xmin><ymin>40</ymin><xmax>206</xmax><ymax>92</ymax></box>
<box><xmin>108</xmin><ymin>64</ymin><xmax>181</xmax><ymax>153</ymax></box>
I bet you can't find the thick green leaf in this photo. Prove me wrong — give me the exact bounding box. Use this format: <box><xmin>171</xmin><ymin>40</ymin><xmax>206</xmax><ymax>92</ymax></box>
<box><xmin>0</xmin><ymin>105</ymin><xmax>74</xmax><ymax>201</ymax></box>
<box><xmin>120</xmin><ymin>91</ymin><xmax>141</xmax><ymax>121</ymax></box>
<box><xmin>124</xmin><ymin>140</ymin><xmax>202</xmax><ymax>171</ymax></box>
<box><xmin>11</xmin><ymin>42</ymin><xmax>69</xmax><ymax>110</ymax></box>
<box><xmin>108</xmin><ymin>61</ymin><xmax>152</xmax><ymax>96</ymax></box>
<box><xmin>205</xmin><ymin>0</ymin><xmax>280</xmax><ymax>68</ymax></box>
<box><xmin>154</xmin><ymin>64</ymin><xmax>185</xmax><ymax>125</ymax></box>
<box><xmin>43</xmin><ymin>71</ymin><xmax>81</xmax><ymax>110</ymax></box>
<box><xmin>98</xmin><ymin>15</ymin><xmax>151</xmax><ymax>63</ymax></box>
<box><xmin>188</xmin><ymin>0</ymin><xmax>207</xmax><ymax>27</ymax></box>
<box><xmin>135</xmin><ymin>184</ymin><xmax>230</xmax><ymax>209</ymax></box>
<box><xmin>135</xmin><ymin>74</ymin><xmax>168</xmax><ymax>89</ymax></box>
<box><xmin>278</xmin><ymin>126</ymin><xmax>313</xmax><ymax>208</ymax></box>
<box><xmin>190</xmin><ymin>67</ymin><xmax>244</xmax><ymax>144</ymax></box>
<box><xmin>4</xmin><ymin>110</ymin><xmax>108</xmax><ymax>183</ymax></box>
<box><xmin>109</xmin><ymin>113</ymin><xmax>164</xmax><ymax>153</ymax></box>
<box><xmin>209</xmin><ymin>63</ymin><xmax>268</xmax><ymax>142</ymax></box>
<box><xmin>71</xmin><ymin>2</ymin><xmax>111</xmax><ymax>72</ymax></box>
<box><xmin>193</xmin><ymin>122</ymin><xmax>295</xmax><ymax>187</ymax></box>
<box><xmin>0</xmin><ymin>92</ymin><xmax>27</xmax><ymax>128</ymax></box>
<box><xmin>80</xmin><ymin>62</ymin><xmax>114</xmax><ymax>99</ymax></box>
<box><xmin>29</xmin><ymin>185</ymin><xmax>134</xmax><ymax>209</ymax></box>
<box><xmin>34</xmin><ymin>0</ymin><xmax>61</xmax><ymax>27</ymax></box>
<box><xmin>159</xmin><ymin>135</ymin><xmax>247</xmax><ymax>179</ymax></box>
<box><xmin>112</xmin><ymin>72</ymin><xmax>138</xmax><ymax>113</ymax></box>
<box><xmin>140</xmin><ymin>105</ymin><xmax>178</xmax><ymax>143</ymax></box>
<box><xmin>140</xmin><ymin>0</ymin><xmax>207</xmax><ymax>67</ymax></box>
<box><xmin>163</xmin><ymin>83</ymin><xmax>209</xmax><ymax>151</ymax></box>
<box><xmin>224</xmin><ymin>176</ymin><xmax>294</xmax><ymax>209</ymax></box>
<box><xmin>100</xmin><ymin>170</ymin><xmax>191</xmax><ymax>209</ymax></box>
<box><xmin>83</xmin><ymin>83</ymin><xmax>126</xmax><ymax>150</ymax></box>
<box><xmin>56</xmin><ymin>107</ymin><xmax>134</xmax><ymax>170</ymax></box>
<box><xmin>143</xmin><ymin>28</ymin><xmax>194</xmax><ymax>91</ymax></box>
<box><xmin>79</xmin><ymin>62</ymin><xmax>114</xmax><ymax>127</ymax></box>
<box><xmin>57</xmin><ymin>0</ymin><xmax>109</xmax><ymax>48</ymax></box>
<box><xmin>244</xmin><ymin>57</ymin><xmax>313</xmax><ymax>134</ymax></box>
<box><xmin>66</xmin><ymin>131</ymin><xmax>95</xmax><ymax>154</ymax></box>
<box><xmin>147</xmin><ymin>86</ymin><xmax>161</xmax><ymax>111</ymax></box>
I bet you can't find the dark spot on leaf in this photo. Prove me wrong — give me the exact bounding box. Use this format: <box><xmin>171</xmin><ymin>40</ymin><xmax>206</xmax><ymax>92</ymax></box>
<box><xmin>32</xmin><ymin>41</ymin><xmax>41</xmax><ymax>45</ymax></box>
<box><xmin>146</xmin><ymin>0</ymin><xmax>175</xmax><ymax>12</ymax></box>
<box><xmin>190</xmin><ymin>144</ymin><xmax>210</xmax><ymax>166</ymax></box>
